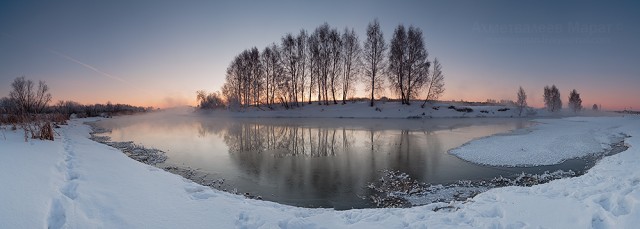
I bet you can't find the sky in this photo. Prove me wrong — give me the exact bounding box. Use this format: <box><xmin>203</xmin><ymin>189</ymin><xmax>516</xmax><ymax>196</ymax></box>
<box><xmin>1</xmin><ymin>0</ymin><xmax>639</xmax><ymax>110</ymax></box>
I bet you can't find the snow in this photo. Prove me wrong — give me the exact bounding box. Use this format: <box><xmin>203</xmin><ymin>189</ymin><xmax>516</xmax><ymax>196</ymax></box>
<box><xmin>197</xmin><ymin>101</ymin><xmax>613</xmax><ymax>119</ymax></box>
<box><xmin>1</xmin><ymin>115</ymin><xmax>640</xmax><ymax>228</ymax></box>
<box><xmin>449</xmin><ymin>117</ymin><xmax>626</xmax><ymax>166</ymax></box>
<box><xmin>198</xmin><ymin>101</ymin><xmax>527</xmax><ymax>119</ymax></box>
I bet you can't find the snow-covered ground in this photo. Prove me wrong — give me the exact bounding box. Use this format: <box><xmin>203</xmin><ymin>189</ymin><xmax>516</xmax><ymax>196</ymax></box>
<box><xmin>450</xmin><ymin>117</ymin><xmax>628</xmax><ymax>166</ymax></box>
<box><xmin>199</xmin><ymin>101</ymin><xmax>540</xmax><ymax>119</ymax></box>
<box><xmin>1</xmin><ymin>116</ymin><xmax>639</xmax><ymax>228</ymax></box>
<box><xmin>196</xmin><ymin>101</ymin><xmax>614</xmax><ymax>120</ymax></box>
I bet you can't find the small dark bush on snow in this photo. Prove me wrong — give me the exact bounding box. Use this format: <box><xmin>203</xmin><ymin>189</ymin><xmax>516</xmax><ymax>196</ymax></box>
<box><xmin>455</xmin><ymin>107</ymin><xmax>473</xmax><ymax>113</ymax></box>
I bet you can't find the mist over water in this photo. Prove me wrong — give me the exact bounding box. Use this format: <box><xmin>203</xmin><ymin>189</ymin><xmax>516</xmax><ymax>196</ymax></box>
<box><xmin>96</xmin><ymin>110</ymin><xmax>565</xmax><ymax>209</ymax></box>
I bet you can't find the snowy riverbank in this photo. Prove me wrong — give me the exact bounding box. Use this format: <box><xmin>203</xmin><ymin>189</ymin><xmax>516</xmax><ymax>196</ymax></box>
<box><xmin>196</xmin><ymin>101</ymin><xmax>593</xmax><ymax>119</ymax></box>
<box><xmin>450</xmin><ymin>117</ymin><xmax>629</xmax><ymax>166</ymax></box>
<box><xmin>1</xmin><ymin>116</ymin><xmax>640</xmax><ymax>228</ymax></box>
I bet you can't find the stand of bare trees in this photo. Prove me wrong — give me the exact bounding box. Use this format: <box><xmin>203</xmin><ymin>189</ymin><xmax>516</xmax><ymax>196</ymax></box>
<box><xmin>308</xmin><ymin>23</ymin><xmax>345</xmax><ymax>105</ymax></box>
<box><xmin>222</xmin><ymin>48</ymin><xmax>263</xmax><ymax>109</ymax></box>
<box><xmin>544</xmin><ymin>85</ymin><xmax>562</xmax><ymax>112</ymax></box>
<box><xmin>9</xmin><ymin>76</ymin><xmax>52</xmax><ymax>116</ymax></box>
<box><xmin>2</xmin><ymin>76</ymin><xmax>54</xmax><ymax>140</ymax></box>
<box><xmin>388</xmin><ymin>25</ymin><xmax>431</xmax><ymax>105</ymax></box>
<box><xmin>196</xmin><ymin>90</ymin><xmax>225</xmax><ymax>109</ymax></box>
<box><xmin>216</xmin><ymin>20</ymin><xmax>445</xmax><ymax>110</ymax></box>
<box><xmin>261</xmin><ymin>43</ymin><xmax>283</xmax><ymax>108</ymax></box>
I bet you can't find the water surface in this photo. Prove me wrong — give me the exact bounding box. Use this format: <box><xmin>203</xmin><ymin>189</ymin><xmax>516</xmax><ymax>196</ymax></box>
<box><xmin>95</xmin><ymin>111</ymin><xmax>577</xmax><ymax>209</ymax></box>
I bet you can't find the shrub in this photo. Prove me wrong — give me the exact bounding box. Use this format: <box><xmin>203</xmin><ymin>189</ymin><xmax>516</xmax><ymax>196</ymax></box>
<box><xmin>39</xmin><ymin>121</ymin><xmax>54</xmax><ymax>141</ymax></box>
<box><xmin>455</xmin><ymin>107</ymin><xmax>473</xmax><ymax>113</ymax></box>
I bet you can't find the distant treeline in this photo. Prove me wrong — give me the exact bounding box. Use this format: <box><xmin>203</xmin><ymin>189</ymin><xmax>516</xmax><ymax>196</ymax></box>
<box><xmin>1</xmin><ymin>97</ymin><xmax>152</xmax><ymax>120</ymax></box>
<box><xmin>49</xmin><ymin>100</ymin><xmax>153</xmax><ymax>118</ymax></box>
<box><xmin>1</xmin><ymin>76</ymin><xmax>152</xmax><ymax>134</ymax></box>
<box><xmin>617</xmin><ymin>110</ymin><xmax>640</xmax><ymax>115</ymax></box>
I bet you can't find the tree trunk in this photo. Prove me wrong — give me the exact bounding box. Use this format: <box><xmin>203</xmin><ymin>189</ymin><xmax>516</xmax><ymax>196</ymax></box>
<box><xmin>370</xmin><ymin>73</ymin><xmax>375</xmax><ymax>107</ymax></box>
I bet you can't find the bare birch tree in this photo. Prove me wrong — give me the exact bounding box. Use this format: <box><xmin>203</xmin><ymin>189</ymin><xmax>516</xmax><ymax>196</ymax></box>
<box><xmin>328</xmin><ymin>28</ymin><xmax>342</xmax><ymax>104</ymax></box>
<box><xmin>404</xmin><ymin>26</ymin><xmax>430</xmax><ymax>104</ymax></box>
<box><xmin>568</xmin><ymin>89</ymin><xmax>582</xmax><ymax>113</ymax></box>
<box><xmin>341</xmin><ymin>27</ymin><xmax>361</xmax><ymax>104</ymax></box>
<box><xmin>363</xmin><ymin>19</ymin><xmax>387</xmax><ymax>107</ymax></box>
<box><xmin>421</xmin><ymin>58</ymin><xmax>445</xmax><ymax>107</ymax></box>
<box><xmin>296</xmin><ymin>30</ymin><xmax>308</xmax><ymax>105</ymax></box>
<box><xmin>516</xmin><ymin>86</ymin><xmax>527</xmax><ymax>116</ymax></box>
<box><xmin>388</xmin><ymin>25</ymin><xmax>407</xmax><ymax>104</ymax></box>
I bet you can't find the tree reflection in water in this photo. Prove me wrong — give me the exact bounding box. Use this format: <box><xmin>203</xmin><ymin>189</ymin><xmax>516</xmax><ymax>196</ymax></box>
<box><xmin>192</xmin><ymin>118</ymin><xmax>527</xmax><ymax>209</ymax></box>
<box><xmin>99</xmin><ymin>115</ymin><xmax>532</xmax><ymax>209</ymax></box>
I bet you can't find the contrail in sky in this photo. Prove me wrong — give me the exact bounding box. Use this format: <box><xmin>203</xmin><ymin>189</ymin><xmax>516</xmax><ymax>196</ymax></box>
<box><xmin>46</xmin><ymin>48</ymin><xmax>129</xmax><ymax>84</ymax></box>
<box><xmin>47</xmin><ymin>47</ymin><xmax>160</xmax><ymax>103</ymax></box>
<box><xmin>3</xmin><ymin>32</ymin><xmax>159</xmax><ymax>104</ymax></box>
<box><xmin>3</xmin><ymin>32</ymin><xmax>129</xmax><ymax>84</ymax></box>
<box><xmin>45</xmin><ymin>47</ymin><xmax>156</xmax><ymax>99</ymax></box>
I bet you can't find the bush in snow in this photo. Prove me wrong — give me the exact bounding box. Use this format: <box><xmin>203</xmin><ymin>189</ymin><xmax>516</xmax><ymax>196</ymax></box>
<box><xmin>367</xmin><ymin>170</ymin><xmax>421</xmax><ymax>208</ymax></box>
<box><xmin>455</xmin><ymin>107</ymin><xmax>473</xmax><ymax>113</ymax></box>
<box><xmin>367</xmin><ymin>169</ymin><xmax>579</xmax><ymax>208</ymax></box>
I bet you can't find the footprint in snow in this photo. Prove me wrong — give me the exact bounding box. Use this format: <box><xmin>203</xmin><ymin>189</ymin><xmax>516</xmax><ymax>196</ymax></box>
<box><xmin>47</xmin><ymin>198</ymin><xmax>66</xmax><ymax>229</ymax></box>
<box><xmin>184</xmin><ymin>184</ymin><xmax>216</xmax><ymax>200</ymax></box>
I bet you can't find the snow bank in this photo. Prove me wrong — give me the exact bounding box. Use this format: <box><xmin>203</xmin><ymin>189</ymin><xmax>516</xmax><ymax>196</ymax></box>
<box><xmin>0</xmin><ymin>127</ymin><xmax>63</xmax><ymax>229</ymax></box>
<box><xmin>450</xmin><ymin>117</ymin><xmax>627</xmax><ymax>166</ymax></box>
<box><xmin>1</xmin><ymin>116</ymin><xmax>640</xmax><ymax>228</ymax></box>
<box><xmin>198</xmin><ymin>101</ymin><xmax>616</xmax><ymax>119</ymax></box>
<box><xmin>200</xmin><ymin>101</ymin><xmax>526</xmax><ymax>119</ymax></box>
